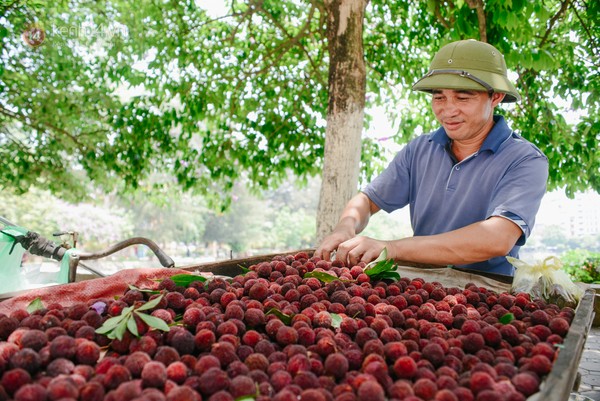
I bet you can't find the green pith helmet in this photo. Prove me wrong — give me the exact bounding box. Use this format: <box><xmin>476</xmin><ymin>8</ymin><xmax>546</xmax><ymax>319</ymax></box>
<box><xmin>412</xmin><ymin>39</ymin><xmax>521</xmax><ymax>103</ymax></box>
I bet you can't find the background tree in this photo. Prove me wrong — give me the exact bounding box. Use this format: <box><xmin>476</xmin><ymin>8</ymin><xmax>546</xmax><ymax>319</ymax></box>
<box><xmin>540</xmin><ymin>224</ymin><xmax>570</xmax><ymax>251</ymax></box>
<box><xmin>202</xmin><ymin>186</ymin><xmax>270</xmax><ymax>255</ymax></box>
<box><xmin>1</xmin><ymin>0</ymin><xmax>598</xmax><ymax>243</ymax></box>
<box><xmin>119</xmin><ymin>191</ymin><xmax>208</xmax><ymax>254</ymax></box>
<box><xmin>0</xmin><ymin>189</ymin><xmax>133</xmax><ymax>248</ymax></box>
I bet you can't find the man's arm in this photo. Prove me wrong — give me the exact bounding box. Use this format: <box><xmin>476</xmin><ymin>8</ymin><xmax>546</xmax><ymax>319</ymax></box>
<box><xmin>314</xmin><ymin>192</ymin><xmax>380</xmax><ymax>261</ymax></box>
<box><xmin>335</xmin><ymin>216</ymin><xmax>522</xmax><ymax>267</ymax></box>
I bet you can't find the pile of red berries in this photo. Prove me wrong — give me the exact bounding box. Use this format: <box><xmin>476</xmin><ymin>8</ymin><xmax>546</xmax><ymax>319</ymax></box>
<box><xmin>0</xmin><ymin>252</ymin><xmax>575</xmax><ymax>401</ymax></box>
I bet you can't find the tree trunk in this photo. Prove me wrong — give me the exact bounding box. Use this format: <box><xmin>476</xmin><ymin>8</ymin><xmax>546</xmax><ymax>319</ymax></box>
<box><xmin>316</xmin><ymin>0</ymin><xmax>368</xmax><ymax>243</ymax></box>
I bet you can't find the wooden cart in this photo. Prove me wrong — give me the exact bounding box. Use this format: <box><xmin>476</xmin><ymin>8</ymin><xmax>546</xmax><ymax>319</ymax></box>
<box><xmin>0</xmin><ymin>250</ymin><xmax>595</xmax><ymax>400</ymax></box>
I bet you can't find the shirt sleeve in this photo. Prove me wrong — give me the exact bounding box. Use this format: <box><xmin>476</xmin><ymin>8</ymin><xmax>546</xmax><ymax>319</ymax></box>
<box><xmin>487</xmin><ymin>151</ymin><xmax>549</xmax><ymax>246</ymax></box>
<box><xmin>362</xmin><ymin>144</ymin><xmax>412</xmax><ymax>213</ymax></box>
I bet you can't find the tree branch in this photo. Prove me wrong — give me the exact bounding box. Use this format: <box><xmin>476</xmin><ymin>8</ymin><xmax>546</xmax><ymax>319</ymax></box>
<box><xmin>433</xmin><ymin>0</ymin><xmax>455</xmax><ymax>29</ymax></box>
<box><xmin>0</xmin><ymin>0</ymin><xmax>24</xmax><ymax>15</ymax></box>
<box><xmin>0</xmin><ymin>126</ymin><xmax>30</xmax><ymax>153</ymax></box>
<box><xmin>0</xmin><ymin>106</ymin><xmax>86</xmax><ymax>151</ymax></box>
<box><xmin>252</xmin><ymin>4</ymin><xmax>320</xmax><ymax>79</ymax></box>
<box><xmin>570</xmin><ymin>0</ymin><xmax>600</xmax><ymax>67</ymax></box>
<box><xmin>466</xmin><ymin>0</ymin><xmax>487</xmax><ymax>42</ymax></box>
<box><xmin>226</xmin><ymin>4</ymin><xmax>326</xmax><ymax>118</ymax></box>
<box><xmin>540</xmin><ymin>0</ymin><xmax>571</xmax><ymax>48</ymax></box>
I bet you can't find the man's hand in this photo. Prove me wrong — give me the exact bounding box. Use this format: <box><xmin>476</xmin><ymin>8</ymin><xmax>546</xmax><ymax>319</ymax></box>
<box><xmin>314</xmin><ymin>193</ymin><xmax>380</xmax><ymax>262</ymax></box>
<box><xmin>314</xmin><ymin>227</ymin><xmax>354</xmax><ymax>261</ymax></box>
<box><xmin>334</xmin><ymin>236</ymin><xmax>389</xmax><ymax>266</ymax></box>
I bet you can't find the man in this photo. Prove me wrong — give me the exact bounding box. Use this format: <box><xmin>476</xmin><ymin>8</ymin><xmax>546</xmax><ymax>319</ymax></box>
<box><xmin>315</xmin><ymin>39</ymin><xmax>548</xmax><ymax>277</ymax></box>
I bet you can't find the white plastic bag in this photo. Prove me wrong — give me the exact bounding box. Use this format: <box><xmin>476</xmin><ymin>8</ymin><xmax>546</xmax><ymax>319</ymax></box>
<box><xmin>508</xmin><ymin>256</ymin><xmax>584</xmax><ymax>308</ymax></box>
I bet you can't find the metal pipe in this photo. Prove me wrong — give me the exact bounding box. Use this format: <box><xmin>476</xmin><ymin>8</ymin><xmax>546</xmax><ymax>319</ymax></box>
<box><xmin>75</xmin><ymin>237</ymin><xmax>175</xmax><ymax>268</ymax></box>
<box><xmin>68</xmin><ymin>254</ymin><xmax>79</xmax><ymax>283</ymax></box>
<box><xmin>0</xmin><ymin>216</ymin><xmax>16</xmax><ymax>226</ymax></box>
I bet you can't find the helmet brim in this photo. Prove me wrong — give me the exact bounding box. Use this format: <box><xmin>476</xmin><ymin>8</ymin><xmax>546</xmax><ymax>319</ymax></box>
<box><xmin>412</xmin><ymin>69</ymin><xmax>521</xmax><ymax>103</ymax></box>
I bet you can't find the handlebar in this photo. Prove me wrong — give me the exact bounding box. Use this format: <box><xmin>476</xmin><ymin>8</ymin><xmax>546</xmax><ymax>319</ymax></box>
<box><xmin>66</xmin><ymin>237</ymin><xmax>175</xmax><ymax>283</ymax></box>
<box><xmin>2</xmin><ymin>221</ymin><xmax>174</xmax><ymax>283</ymax></box>
<box><xmin>76</xmin><ymin>237</ymin><xmax>175</xmax><ymax>268</ymax></box>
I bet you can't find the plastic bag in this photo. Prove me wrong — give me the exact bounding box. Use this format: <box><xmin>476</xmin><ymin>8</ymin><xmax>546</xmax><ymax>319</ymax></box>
<box><xmin>0</xmin><ymin>226</ymin><xmax>72</xmax><ymax>294</ymax></box>
<box><xmin>58</xmin><ymin>248</ymin><xmax>76</xmax><ymax>284</ymax></box>
<box><xmin>0</xmin><ymin>226</ymin><xmax>28</xmax><ymax>294</ymax></box>
<box><xmin>508</xmin><ymin>256</ymin><xmax>584</xmax><ymax>308</ymax></box>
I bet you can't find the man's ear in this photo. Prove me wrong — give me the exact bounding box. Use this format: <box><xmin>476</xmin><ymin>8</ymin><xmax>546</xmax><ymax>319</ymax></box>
<box><xmin>491</xmin><ymin>92</ymin><xmax>506</xmax><ymax>106</ymax></box>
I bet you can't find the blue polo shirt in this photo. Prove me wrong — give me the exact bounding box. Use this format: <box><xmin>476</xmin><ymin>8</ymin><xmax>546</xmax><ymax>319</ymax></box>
<box><xmin>363</xmin><ymin>115</ymin><xmax>548</xmax><ymax>276</ymax></box>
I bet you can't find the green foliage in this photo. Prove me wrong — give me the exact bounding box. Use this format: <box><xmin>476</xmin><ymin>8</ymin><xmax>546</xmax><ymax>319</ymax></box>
<box><xmin>167</xmin><ymin>274</ymin><xmax>207</xmax><ymax>288</ymax></box>
<box><xmin>268</xmin><ymin>207</ymin><xmax>315</xmax><ymax>250</ymax></box>
<box><xmin>1</xmin><ymin>0</ymin><xmax>598</xmax><ymax>206</ymax></box>
<box><xmin>201</xmin><ymin>185</ymin><xmax>271</xmax><ymax>252</ymax></box>
<box><xmin>330</xmin><ymin>313</ymin><xmax>342</xmax><ymax>329</ymax></box>
<box><xmin>561</xmin><ymin>249</ymin><xmax>600</xmax><ymax>284</ymax></box>
<box><xmin>265</xmin><ymin>308</ymin><xmax>293</xmax><ymax>325</ymax></box>
<box><xmin>26</xmin><ymin>297</ymin><xmax>44</xmax><ymax>313</ymax></box>
<box><xmin>95</xmin><ymin>294</ymin><xmax>170</xmax><ymax>340</ymax></box>
<box><xmin>364</xmin><ymin>248</ymin><xmax>401</xmax><ymax>281</ymax></box>
<box><xmin>499</xmin><ymin>313</ymin><xmax>515</xmax><ymax>325</ymax></box>
<box><xmin>1</xmin><ymin>0</ymin><xmax>328</xmax><ymax>205</ymax></box>
<box><xmin>304</xmin><ymin>271</ymin><xmax>349</xmax><ymax>283</ymax></box>
<box><xmin>118</xmin><ymin>189</ymin><xmax>208</xmax><ymax>251</ymax></box>
<box><xmin>0</xmin><ymin>188</ymin><xmax>133</xmax><ymax>248</ymax></box>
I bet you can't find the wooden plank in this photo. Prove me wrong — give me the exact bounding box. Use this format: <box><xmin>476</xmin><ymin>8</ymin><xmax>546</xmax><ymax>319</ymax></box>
<box><xmin>528</xmin><ymin>289</ymin><xmax>596</xmax><ymax>401</ymax></box>
<box><xmin>177</xmin><ymin>248</ymin><xmax>514</xmax><ymax>283</ymax></box>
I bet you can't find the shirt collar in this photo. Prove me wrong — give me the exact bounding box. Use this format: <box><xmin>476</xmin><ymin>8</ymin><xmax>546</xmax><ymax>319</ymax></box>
<box><xmin>429</xmin><ymin>115</ymin><xmax>512</xmax><ymax>153</ymax></box>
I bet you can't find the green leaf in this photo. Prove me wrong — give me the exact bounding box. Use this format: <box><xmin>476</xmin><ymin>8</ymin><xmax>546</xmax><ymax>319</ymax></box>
<box><xmin>331</xmin><ymin>313</ymin><xmax>342</xmax><ymax>329</ymax></box>
<box><xmin>128</xmin><ymin>284</ymin><xmax>160</xmax><ymax>294</ymax></box>
<box><xmin>364</xmin><ymin>249</ymin><xmax>401</xmax><ymax>282</ymax></box>
<box><xmin>167</xmin><ymin>274</ymin><xmax>207</xmax><ymax>288</ymax></box>
<box><xmin>373</xmin><ymin>270</ymin><xmax>401</xmax><ymax>281</ymax></box>
<box><xmin>26</xmin><ymin>298</ymin><xmax>45</xmax><ymax>313</ymax></box>
<box><xmin>304</xmin><ymin>271</ymin><xmax>340</xmax><ymax>283</ymax></box>
<box><xmin>96</xmin><ymin>314</ymin><xmax>127</xmax><ymax>334</ymax></box>
<box><xmin>127</xmin><ymin>315</ymin><xmax>139</xmax><ymax>337</ymax></box>
<box><xmin>96</xmin><ymin>314</ymin><xmax>128</xmax><ymax>333</ymax></box>
<box><xmin>135</xmin><ymin>312</ymin><xmax>171</xmax><ymax>332</ymax></box>
<box><xmin>499</xmin><ymin>313</ymin><xmax>515</xmax><ymax>325</ymax></box>
<box><xmin>136</xmin><ymin>294</ymin><xmax>164</xmax><ymax>312</ymax></box>
<box><xmin>235</xmin><ymin>396</ymin><xmax>256</xmax><ymax>401</ymax></box>
<box><xmin>112</xmin><ymin>317</ymin><xmax>129</xmax><ymax>340</ymax></box>
<box><xmin>265</xmin><ymin>308</ymin><xmax>294</xmax><ymax>325</ymax></box>
<box><xmin>365</xmin><ymin>248</ymin><xmax>388</xmax><ymax>270</ymax></box>
<box><xmin>238</xmin><ymin>265</ymin><xmax>251</xmax><ymax>274</ymax></box>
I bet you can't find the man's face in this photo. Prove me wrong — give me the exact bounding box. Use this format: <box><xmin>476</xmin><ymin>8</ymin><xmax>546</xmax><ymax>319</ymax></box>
<box><xmin>431</xmin><ymin>89</ymin><xmax>504</xmax><ymax>143</ymax></box>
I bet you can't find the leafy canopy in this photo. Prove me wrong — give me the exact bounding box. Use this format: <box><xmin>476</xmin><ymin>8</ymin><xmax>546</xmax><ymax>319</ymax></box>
<box><xmin>1</xmin><ymin>0</ymin><xmax>598</xmax><ymax>205</ymax></box>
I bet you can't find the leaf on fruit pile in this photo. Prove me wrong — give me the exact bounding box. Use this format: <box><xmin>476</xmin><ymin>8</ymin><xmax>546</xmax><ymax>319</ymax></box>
<box><xmin>168</xmin><ymin>274</ymin><xmax>207</xmax><ymax>288</ymax></box>
<box><xmin>136</xmin><ymin>312</ymin><xmax>170</xmax><ymax>332</ymax></box>
<box><xmin>95</xmin><ymin>294</ymin><xmax>170</xmax><ymax>340</ymax></box>
<box><xmin>135</xmin><ymin>294</ymin><xmax>165</xmax><ymax>311</ymax></box>
<box><xmin>235</xmin><ymin>396</ymin><xmax>256</xmax><ymax>401</ymax></box>
<box><xmin>364</xmin><ymin>248</ymin><xmax>401</xmax><ymax>281</ymax></box>
<box><xmin>128</xmin><ymin>284</ymin><xmax>160</xmax><ymax>294</ymax></box>
<box><xmin>265</xmin><ymin>308</ymin><xmax>294</xmax><ymax>325</ymax></box>
<box><xmin>304</xmin><ymin>271</ymin><xmax>353</xmax><ymax>284</ymax></box>
<box><xmin>238</xmin><ymin>265</ymin><xmax>251</xmax><ymax>274</ymax></box>
<box><xmin>499</xmin><ymin>313</ymin><xmax>515</xmax><ymax>325</ymax></box>
<box><xmin>26</xmin><ymin>297</ymin><xmax>45</xmax><ymax>313</ymax></box>
<box><xmin>330</xmin><ymin>313</ymin><xmax>343</xmax><ymax>329</ymax></box>
<box><xmin>304</xmin><ymin>271</ymin><xmax>338</xmax><ymax>283</ymax></box>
